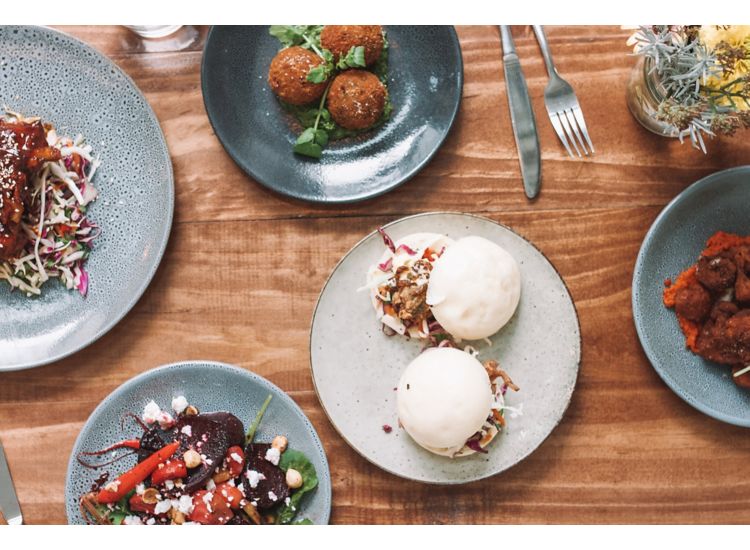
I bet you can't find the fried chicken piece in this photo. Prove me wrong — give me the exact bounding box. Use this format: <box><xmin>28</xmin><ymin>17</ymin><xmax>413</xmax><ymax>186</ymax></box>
<box><xmin>674</xmin><ymin>282</ymin><xmax>712</xmax><ymax>322</ymax></box>
<box><xmin>0</xmin><ymin>118</ymin><xmax>59</xmax><ymax>260</ymax></box>
<box><xmin>696</xmin><ymin>254</ymin><xmax>737</xmax><ymax>292</ymax></box>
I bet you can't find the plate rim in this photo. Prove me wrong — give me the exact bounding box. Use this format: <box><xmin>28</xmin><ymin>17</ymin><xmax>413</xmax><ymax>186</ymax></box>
<box><xmin>64</xmin><ymin>359</ymin><xmax>333</xmax><ymax>524</ymax></box>
<box><xmin>200</xmin><ymin>25</ymin><xmax>464</xmax><ymax>204</ymax></box>
<box><xmin>632</xmin><ymin>165</ymin><xmax>750</xmax><ymax>428</ymax></box>
<box><xmin>0</xmin><ymin>25</ymin><xmax>175</xmax><ymax>372</ymax></box>
<box><xmin>308</xmin><ymin>211</ymin><xmax>582</xmax><ymax>484</ymax></box>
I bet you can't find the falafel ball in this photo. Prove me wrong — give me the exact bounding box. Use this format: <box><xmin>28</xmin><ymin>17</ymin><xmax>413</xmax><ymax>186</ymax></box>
<box><xmin>268</xmin><ymin>46</ymin><xmax>327</xmax><ymax>106</ymax></box>
<box><xmin>320</xmin><ymin>25</ymin><xmax>384</xmax><ymax>66</ymax></box>
<box><xmin>326</xmin><ymin>70</ymin><xmax>387</xmax><ymax>130</ymax></box>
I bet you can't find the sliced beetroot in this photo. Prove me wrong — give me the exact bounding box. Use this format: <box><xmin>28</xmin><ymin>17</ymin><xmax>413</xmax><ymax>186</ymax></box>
<box><xmin>137</xmin><ymin>426</ymin><xmax>174</xmax><ymax>462</ymax></box>
<box><xmin>199</xmin><ymin>412</ymin><xmax>246</xmax><ymax>448</ymax></box>
<box><xmin>243</xmin><ymin>443</ymin><xmax>289</xmax><ymax>510</ymax></box>
<box><xmin>174</xmin><ymin>415</ymin><xmax>230</xmax><ymax>493</ymax></box>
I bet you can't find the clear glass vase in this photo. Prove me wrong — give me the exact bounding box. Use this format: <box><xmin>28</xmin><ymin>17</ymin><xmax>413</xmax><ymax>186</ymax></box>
<box><xmin>625</xmin><ymin>57</ymin><xmax>680</xmax><ymax>138</ymax></box>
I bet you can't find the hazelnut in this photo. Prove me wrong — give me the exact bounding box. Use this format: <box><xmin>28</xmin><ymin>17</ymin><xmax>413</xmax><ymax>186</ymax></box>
<box><xmin>184</xmin><ymin>405</ymin><xmax>199</xmax><ymax>416</ymax></box>
<box><xmin>285</xmin><ymin>468</ymin><xmax>303</xmax><ymax>489</ymax></box>
<box><xmin>271</xmin><ymin>435</ymin><xmax>288</xmax><ymax>453</ymax></box>
<box><xmin>242</xmin><ymin>503</ymin><xmax>262</xmax><ymax>525</ymax></box>
<box><xmin>142</xmin><ymin>487</ymin><xmax>160</xmax><ymax>504</ymax></box>
<box><xmin>183</xmin><ymin>449</ymin><xmax>202</xmax><ymax>469</ymax></box>
<box><xmin>212</xmin><ymin>469</ymin><xmax>231</xmax><ymax>484</ymax></box>
<box><xmin>170</xmin><ymin>509</ymin><xmax>185</xmax><ymax>525</ymax></box>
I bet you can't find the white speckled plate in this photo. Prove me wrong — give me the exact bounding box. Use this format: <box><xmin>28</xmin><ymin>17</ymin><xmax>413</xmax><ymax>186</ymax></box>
<box><xmin>65</xmin><ymin>361</ymin><xmax>332</xmax><ymax>524</ymax></box>
<box><xmin>0</xmin><ymin>26</ymin><xmax>173</xmax><ymax>371</ymax></box>
<box><xmin>310</xmin><ymin>212</ymin><xmax>581</xmax><ymax>484</ymax></box>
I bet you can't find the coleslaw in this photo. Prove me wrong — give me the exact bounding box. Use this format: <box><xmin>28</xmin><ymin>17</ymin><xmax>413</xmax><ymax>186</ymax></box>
<box><xmin>0</xmin><ymin>110</ymin><xmax>100</xmax><ymax>297</ymax></box>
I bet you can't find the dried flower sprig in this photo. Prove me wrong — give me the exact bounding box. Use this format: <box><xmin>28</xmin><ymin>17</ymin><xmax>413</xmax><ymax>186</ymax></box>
<box><xmin>628</xmin><ymin>25</ymin><xmax>750</xmax><ymax>152</ymax></box>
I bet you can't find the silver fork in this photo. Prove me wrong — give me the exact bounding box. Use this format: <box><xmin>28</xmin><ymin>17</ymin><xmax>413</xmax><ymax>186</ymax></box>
<box><xmin>533</xmin><ymin>25</ymin><xmax>594</xmax><ymax>157</ymax></box>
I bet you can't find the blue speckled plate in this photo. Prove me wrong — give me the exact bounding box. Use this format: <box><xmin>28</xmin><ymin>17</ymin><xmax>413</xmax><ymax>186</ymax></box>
<box><xmin>65</xmin><ymin>360</ymin><xmax>332</xmax><ymax>524</ymax></box>
<box><xmin>310</xmin><ymin>212</ymin><xmax>581</xmax><ymax>484</ymax></box>
<box><xmin>0</xmin><ymin>26</ymin><xmax>173</xmax><ymax>371</ymax></box>
<box><xmin>201</xmin><ymin>26</ymin><xmax>463</xmax><ymax>203</ymax></box>
<box><xmin>633</xmin><ymin>166</ymin><xmax>750</xmax><ymax>427</ymax></box>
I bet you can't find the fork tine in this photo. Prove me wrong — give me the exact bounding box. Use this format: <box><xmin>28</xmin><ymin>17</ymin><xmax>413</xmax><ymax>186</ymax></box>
<box><xmin>572</xmin><ymin>105</ymin><xmax>594</xmax><ymax>153</ymax></box>
<box><xmin>557</xmin><ymin>111</ymin><xmax>581</xmax><ymax>157</ymax></box>
<box><xmin>548</xmin><ymin>111</ymin><xmax>574</xmax><ymax>157</ymax></box>
<box><xmin>564</xmin><ymin>109</ymin><xmax>589</xmax><ymax>156</ymax></box>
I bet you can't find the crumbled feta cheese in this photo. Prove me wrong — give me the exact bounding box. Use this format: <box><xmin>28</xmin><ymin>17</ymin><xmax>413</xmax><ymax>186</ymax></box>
<box><xmin>206</xmin><ymin>479</ymin><xmax>216</xmax><ymax>491</ymax></box>
<box><xmin>122</xmin><ymin>515</ymin><xmax>143</xmax><ymax>525</ymax></box>
<box><xmin>171</xmin><ymin>395</ymin><xmax>189</xmax><ymax>414</ymax></box>
<box><xmin>154</xmin><ymin>499</ymin><xmax>173</xmax><ymax>515</ymax></box>
<box><xmin>176</xmin><ymin>495</ymin><xmax>194</xmax><ymax>514</ymax></box>
<box><xmin>284</xmin><ymin>497</ymin><xmax>291</xmax><ymax>506</ymax></box>
<box><xmin>135</xmin><ymin>483</ymin><xmax>145</xmax><ymax>495</ymax></box>
<box><xmin>181</xmin><ymin>425</ymin><xmax>192</xmax><ymax>437</ymax></box>
<box><xmin>230</xmin><ymin>452</ymin><xmax>243</xmax><ymax>463</ymax></box>
<box><xmin>165</xmin><ymin>480</ymin><xmax>175</xmax><ymax>490</ymax></box>
<box><xmin>268</xmin><ymin>491</ymin><xmax>278</xmax><ymax>502</ymax></box>
<box><xmin>245</xmin><ymin>470</ymin><xmax>265</xmax><ymax>489</ymax></box>
<box><xmin>142</xmin><ymin>400</ymin><xmax>161</xmax><ymax>424</ymax></box>
<box><xmin>202</xmin><ymin>492</ymin><xmax>214</xmax><ymax>504</ymax></box>
<box><xmin>205</xmin><ymin>458</ymin><xmax>213</xmax><ymax>465</ymax></box>
<box><xmin>264</xmin><ymin>447</ymin><xmax>280</xmax><ymax>465</ymax></box>
<box><xmin>157</xmin><ymin>411</ymin><xmax>175</xmax><ymax>430</ymax></box>
<box><xmin>237</xmin><ymin>482</ymin><xmax>244</xmax><ymax>495</ymax></box>
<box><xmin>146</xmin><ymin>518</ymin><xmax>156</xmax><ymax>525</ymax></box>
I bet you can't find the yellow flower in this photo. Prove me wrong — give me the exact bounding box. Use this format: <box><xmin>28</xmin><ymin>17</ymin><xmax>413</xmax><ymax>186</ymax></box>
<box><xmin>699</xmin><ymin>25</ymin><xmax>750</xmax><ymax>110</ymax></box>
<box><xmin>698</xmin><ymin>25</ymin><xmax>750</xmax><ymax>50</ymax></box>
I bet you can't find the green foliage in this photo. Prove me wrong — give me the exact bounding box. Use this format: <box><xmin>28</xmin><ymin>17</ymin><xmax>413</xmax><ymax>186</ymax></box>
<box><xmin>275</xmin><ymin>449</ymin><xmax>319</xmax><ymax>524</ymax></box>
<box><xmin>246</xmin><ymin>394</ymin><xmax>272</xmax><ymax>445</ymax></box>
<box><xmin>336</xmin><ymin>46</ymin><xmax>367</xmax><ymax>70</ymax></box>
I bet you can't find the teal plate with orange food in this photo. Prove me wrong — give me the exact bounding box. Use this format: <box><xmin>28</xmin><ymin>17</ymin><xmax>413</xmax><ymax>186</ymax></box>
<box><xmin>632</xmin><ymin>166</ymin><xmax>750</xmax><ymax>427</ymax></box>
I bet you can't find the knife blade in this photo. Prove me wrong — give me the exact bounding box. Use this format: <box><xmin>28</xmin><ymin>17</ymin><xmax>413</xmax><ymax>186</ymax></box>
<box><xmin>499</xmin><ymin>25</ymin><xmax>541</xmax><ymax>199</ymax></box>
<box><xmin>0</xmin><ymin>439</ymin><xmax>22</xmax><ymax>525</ymax></box>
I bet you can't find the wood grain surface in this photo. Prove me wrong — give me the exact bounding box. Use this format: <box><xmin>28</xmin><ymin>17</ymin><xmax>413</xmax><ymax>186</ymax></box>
<box><xmin>2</xmin><ymin>25</ymin><xmax>750</xmax><ymax>525</ymax></box>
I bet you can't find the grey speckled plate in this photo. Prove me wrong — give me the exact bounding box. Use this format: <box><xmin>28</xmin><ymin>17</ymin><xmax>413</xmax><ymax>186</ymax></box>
<box><xmin>65</xmin><ymin>361</ymin><xmax>332</xmax><ymax>524</ymax></box>
<box><xmin>633</xmin><ymin>166</ymin><xmax>750</xmax><ymax>427</ymax></box>
<box><xmin>0</xmin><ymin>26</ymin><xmax>173</xmax><ymax>371</ymax></box>
<box><xmin>201</xmin><ymin>26</ymin><xmax>462</xmax><ymax>203</ymax></box>
<box><xmin>310</xmin><ymin>212</ymin><xmax>581</xmax><ymax>484</ymax></box>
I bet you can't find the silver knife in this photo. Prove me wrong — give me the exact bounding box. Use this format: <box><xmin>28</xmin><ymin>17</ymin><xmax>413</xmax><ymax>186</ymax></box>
<box><xmin>0</xmin><ymin>439</ymin><xmax>22</xmax><ymax>525</ymax></box>
<box><xmin>499</xmin><ymin>25</ymin><xmax>541</xmax><ymax>199</ymax></box>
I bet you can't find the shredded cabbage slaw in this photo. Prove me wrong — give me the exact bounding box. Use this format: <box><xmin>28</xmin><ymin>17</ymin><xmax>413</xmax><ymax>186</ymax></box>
<box><xmin>0</xmin><ymin>110</ymin><xmax>100</xmax><ymax>297</ymax></box>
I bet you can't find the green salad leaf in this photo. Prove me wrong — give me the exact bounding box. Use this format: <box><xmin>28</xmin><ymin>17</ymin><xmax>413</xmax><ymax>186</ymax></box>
<box><xmin>246</xmin><ymin>394</ymin><xmax>272</xmax><ymax>445</ymax></box>
<box><xmin>336</xmin><ymin>46</ymin><xmax>366</xmax><ymax>70</ymax></box>
<box><xmin>276</xmin><ymin>449</ymin><xmax>319</xmax><ymax>524</ymax></box>
<box><xmin>269</xmin><ymin>25</ymin><xmax>323</xmax><ymax>49</ymax></box>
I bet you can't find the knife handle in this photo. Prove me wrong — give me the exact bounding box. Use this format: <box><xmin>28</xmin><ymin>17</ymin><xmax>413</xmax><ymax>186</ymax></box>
<box><xmin>499</xmin><ymin>26</ymin><xmax>515</xmax><ymax>56</ymax></box>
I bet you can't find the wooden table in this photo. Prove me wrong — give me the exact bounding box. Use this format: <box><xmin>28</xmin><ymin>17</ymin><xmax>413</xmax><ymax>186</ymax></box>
<box><xmin>2</xmin><ymin>25</ymin><xmax>750</xmax><ymax>525</ymax></box>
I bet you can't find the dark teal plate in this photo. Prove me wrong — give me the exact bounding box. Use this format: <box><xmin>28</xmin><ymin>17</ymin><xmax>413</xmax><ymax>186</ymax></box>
<box><xmin>201</xmin><ymin>26</ymin><xmax>463</xmax><ymax>204</ymax></box>
<box><xmin>632</xmin><ymin>166</ymin><xmax>750</xmax><ymax>427</ymax></box>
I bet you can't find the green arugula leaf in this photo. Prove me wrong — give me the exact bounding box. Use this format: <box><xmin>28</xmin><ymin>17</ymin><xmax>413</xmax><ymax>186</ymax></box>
<box><xmin>268</xmin><ymin>25</ymin><xmax>324</xmax><ymax>49</ymax></box>
<box><xmin>296</xmin><ymin>127</ymin><xmax>316</xmax><ymax>144</ymax></box>
<box><xmin>314</xmin><ymin>129</ymin><xmax>329</xmax><ymax>147</ymax></box>
<box><xmin>246</xmin><ymin>394</ymin><xmax>272</xmax><ymax>445</ymax></box>
<box><xmin>276</xmin><ymin>449</ymin><xmax>319</xmax><ymax>524</ymax></box>
<box><xmin>293</xmin><ymin>140</ymin><xmax>322</xmax><ymax>159</ymax></box>
<box><xmin>337</xmin><ymin>46</ymin><xmax>367</xmax><ymax>70</ymax></box>
<box><xmin>307</xmin><ymin>64</ymin><xmax>329</xmax><ymax>84</ymax></box>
